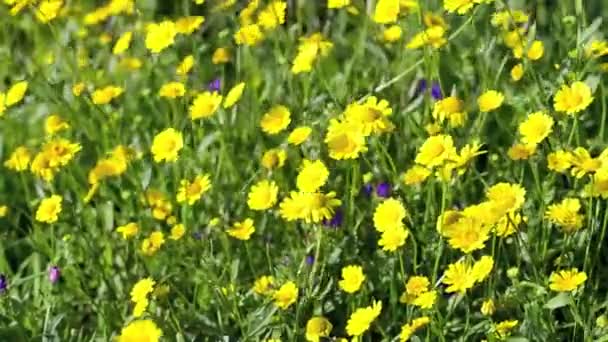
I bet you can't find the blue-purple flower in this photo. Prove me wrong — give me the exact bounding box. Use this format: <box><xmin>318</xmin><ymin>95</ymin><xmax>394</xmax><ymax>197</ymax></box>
<box><xmin>48</xmin><ymin>266</ymin><xmax>60</xmax><ymax>284</ymax></box>
<box><xmin>323</xmin><ymin>209</ymin><xmax>343</xmax><ymax>228</ymax></box>
<box><xmin>375</xmin><ymin>182</ymin><xmax>391</xmax><ymax>198</ymax></box>
<box><xmin>0</xmin><ymin>274</ymin><xmax>7</xmax><ymax>294</ymax></box>
<box><xmin>431</xmin><ymin>82</ymin><xmax>443</xmax><ymax>100</ymax></box>
<box><xmin>208</xmin><ymin>78</ymin><xmax>221</xmax><ymax>92</ymax></box>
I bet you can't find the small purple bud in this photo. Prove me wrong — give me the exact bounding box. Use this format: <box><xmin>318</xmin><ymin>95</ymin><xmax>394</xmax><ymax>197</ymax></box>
<box><xmin>305</xmin><ymin>255</ymin><xmax>315</xmax><ymax>265</ymax></box>
<box><xmin>192</xmin><ymin>231</ymin><xmax>203</xmax><ymax>240</ymax></box>
<box><xmin>208</xmin><ymin>78</ymin><xmax>221</xmax><ymax>92</ymax></box>
<box><xmin>415</xmin><ymin>79</ymin><xmax>428</xmax><ymax>97</ymax></box>
<box><xmin>323</xmin><ymin>209</ymin><xmax>343</xmax><ymax>228</ymax></box>
<box><xmin>0</xmin><ymin>274</ymin><xmax>7</xmax><ymax>294</ymax></box>
<box><xmin>48</xmin><ymin>266</ymin><xmax>60</xmax><ymax>284</ymax></box>
<box><xmin>361</xmin><ymin>184</ymin><xmax>373</xmax><ymax>196</ymax></box>
<box><xmin>431</xmin><ymin>82</ymin><xmax>443</xmax><ymax>100</ymax></box>
<box><xmin>375</xmin><ymin>182</ymin><xmax>391</xmax><ymax>198</ymax></box>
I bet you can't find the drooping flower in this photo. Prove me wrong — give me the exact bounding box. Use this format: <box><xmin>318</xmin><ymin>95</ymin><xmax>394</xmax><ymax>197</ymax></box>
<box><xmin>279</xmin><ymin>191</ymin><xmax>342</xmax><ymax>223</ymax></box>
<box><xmin>257</xmin><ymin>1</ymin><xmax>286</xmax><ymax>30</ymax></box>
<box><xmin>4</xmin><ymin>146</ymin><xmax>31</xmax><ymax>171</ymax></box>
<box><xmin>519</xmin><ymin>111</ymin><xmax>554</xmax><ymax>145</ymax></box>
<box><xmin>175</xmin><ymin>16</ymin><xmax>205</xmax><ymax>35</ymax></box>
<box><xmin>373</xmin><ymin>198</ymin><xmax>407</xmax><ymax>232</ymax></box>
<box><xmin>288</xmin><ymin>126</ymin><xmax>312</xmax><ymax>145</ymax></box>
<box><xmin>253</xmin><ymin>275</ymin><xmax>275</xmax><ymax>295</ymax></box>
<box><xmin>378</xmin><ymin>226</ymin><xmax>409</xmax><ymax>251</ymax></box>
<box><xmin>116</xmin><ymin>222</ymin><xmax>139</xmax><ymax>239</ymax></box>
<box><xmin>159</xmin><ymin>82</ymin><xmax>186</xmax><ymax>99</ymax></box>
<box><xmin>176</xmin><ymin>55</ymin><xmax>195</xmax><ymax>75</ymax></box>
<box><xmin>223</xmin><ymin>82</ymin><xmax>246</xmax><ymax>108</ymax></box>
<box><xmin>296</xmin><ymin>159</ymin><xmax>329</xmax><ymax>193</ymax></box>
<box><xmin>113</xmin><ymin>31</ymin><xmax>132</xmax><ymax>54</ymax></box>
<box><xmin>399</xmin><ymin>316</ymin><xmax>430</xmax><ymax>341</ymax></box>
<box><xmin>305</xmin><ymin>317</ymin><xmax>333</xmax><ymax>342</ymax></box>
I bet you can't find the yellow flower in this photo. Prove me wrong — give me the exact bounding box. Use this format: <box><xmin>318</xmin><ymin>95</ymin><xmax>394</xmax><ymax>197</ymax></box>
<box><xmin>481</xmin><ymin>299</ymin><xmax>495</xmax><ymax>316</ymax></box>
<box><xmin>402</xmin><ymin>165</ymin><xmax>431</xmax><ymax>185</ymax></box>
<box><xmin>508</xmin><ymin>143</ymin><xmax>536</xmax><ymax>161</ymax></box>
<box><xmin>291</xmin><ymin>33</ymin><xmax>333</xmax><ymax>74</ymax></box>
<box><xmin>554</xmin><ymin>81</ymin><xmax>594</xmax><ymax>115</ymax></box>
<box><xmin>5</xmin><ymin>81</ymin><xmax>28</xmax><ymax>106</ymax></box>
<box><xmin>511</xmin><ymin>63</ymin><xmax>524</xmax><ymax>81</ymax></box>
<box><xmin>223</xmin><ymin>82</ymin><xmax>245</xmax><ymax>108</ymax></box>
<box><xmin>288</xmin><ymin>126</ymin><xmax>312</xmax><ymax>145</ymax></box>
<box><xmin>406</xmin><ymin>26</ymin><xmax>447</xmax><ymax>50</ymax></box>
<box><xmin>442</xmin><ymin>259</ymin><xmax>475</xmax><ymax>293</ymax></box>
<box><xmin>382</xmin><ymin>25</ymin><xmax>403</xmax><ymax>42</ymax></box>
<box><xmin>443</xmin><ymin>0</ymin><xmax>475</xmax><ymax>14</ymax></box>
<box><xmin>519</xmin><ymin>111</ymin><xmax>554</xmax><ymax>145</ymax></box>
<box><xmin>141</xmin><ymin>231</ymin><xmax>165</xmax><ymax>256</ymax></box>
<box><xmin>404</xmin><ymin>276</ymin><xmax>430</xmax><ymax>299</ymax></box>
<box><xmin>190</xmin><ymin>91</ymin><xmax>223</xmax><ymax>120</ymax></box>
<box><xmin>412</xmin><ymin>290</ymin><xmax>437</xmax><ymax>309</ymax></box>
<box><xmin>145</xmin><ymin>21</ymin><xmax>177</xmax><ymax>53</ymax></box>
<box><xmin>261</xmin><ymin>148</ymin><xmax>287</xmax><ymax>169</ymax></box>
<box><xmin>116</xmin><ymin>222</ymin><xmax>139</xmax><ymax>239</ymax></box>
<box><xmin>176</xmin><ymin>55</ymin><xmax>195</xmax><ymax>76</ymax></box>
<box><xmin>325</xmin><ymin>119</ymin><xmax>367</xmax><ymax>160</ymax></box>
<box><xmin>133</xmin><ymin>298</ymin><xmax>149</xmax><ymax>317</ymax></box>
<box><xmin>545</xmin><ymin>198</ymin><xmax>584</xmax><ymax>233</ymax></box>
<box><xmin>399</xmin><ymin>316</ymin><xmax>430</xmax><ymax>341</ymax></box>
<box><xmin>273</xmin><ymin>281</ymin><xmax>298</xmax><ymax>309</ymax></box>
<box><xmin>305</xmin><ymin>317</ymin><xmax>333</xmax><ymax>342</ymax></box>
<box><xmin>234</xmin><ymin>24</ymin><xmax>264</xmax><ymax>46</ymax></box>
<box><xmin>570</xmin><ymin>147</ymin><xmax>602</xmax><ymax>178</ymax></box>
<box><xmin>343</xmin><ymin>96</ymin><xmax>393</xmax><ymax>136</ymax></box>
<box><xmin>486</xmin><ymin>182</ymin><xmax>526</xmax><ymax>215</ymax></box>
<box><xmin>36</xmin><ymin>0</ymin><xmax>63</xmax><ymax>23</ymax></box>
<box><xmin>415</xmin><ymin>134</ymin><xmax>457</xmax><ymax>168</ymax></box>
<box><xmin>117</xmin><ymin>319</ymin><xmax>162</xmax><ymax>342</ymax></box>
<box><xmin>0</xmin><ymin>205</ymin><xmax>7</xmax><ymax>218</ymax></box>
<box><xmin>346</xmin><ymin>301</ymin><xmax>382</xmax><ymax>336</ymax></box>
<box><xmin>44</xmin><ymin>114</ymin><xmax>70</xmax><ymax>135</ymax></box>
<box><xmin>212</xmin><ymin>47</ymin><xmax>231</xmax><ymax>64</ymax></box>
<box><xmin>4</xmin><ymin>146</ymin><xmax>31</xmax><ymax>171</ymax></box>
<box><xmin>151</xmin><ymin>128</ymin><xmax>183</xmax><ymax>163</ymax></box>
<box><xmin>494</xmin><ymin>213</ymin><xmax>522</xmax><ymax>237</ymax></box>
<box><xmin>131</xmin><ymin>277</ymin><xmax>155</xmax><ymax>303</ymax></box>
<box><xmin>373</xmin><ymin>198</ymin><xmax>407</xmax><ymax>232</ymax></box>
<box><xmin>120</xmin><ymin>57</ymin><xmax>142</xmax><ymax>70</ymax></box>
<box><xmin>378</xmin><ymin>226</ymin><xmax>409</xmax><ymax>251</ymax></box>
<box><xmin>175</xmin><ymin>16</ymin><xmax>205</xmax><ymax>35</ymax></box>
<box><xmin>261</xmin><ymin>105</ymin><xmax>291</xmax><ymax>134</ymax></box>
<box><xmin>227</xmin><ymin>218</ymin><xmax>255</xmax><ymax>240</ymax></box>
<box><xmin>169</xmin><ymin>224</ymin><xmax>186</xmax><ymax>240</ymax></box>
<box><xmin>338</xmin><ymin>265</ymin><xmax>365</xmax><ymax>293</ymax></box>
<box><xmin>328</xmin><ymin>0</ymin><xmax>350</xmax><ymax>8</ymax></box>
<box><xmin>527</xmin><ymin>40</ymin><xmax>544</xmax><ymax>60</ymax></box>
<box><xmin>177</xmin><ymin>174</ymin><xmax>211</xmax><ymax>205</ymax></box>
<box><xmin>494</xmin><ymin>320</ymin><xmax>518</xmax><ymax>339</ymax></box>
<box><xmin>432</xmin><ymin>96</ymin><xmax>466</xmax><ymax>126</ymax></box>
<box><xmin>477</xmin><ymin>90</ymin><xmax>504</xmax><ymax>112</ymax></box>
<box><xmin>159</xmin><ymin>82</ymin><xmax>186</xmax><ymax>99</ymax></box>
<box><xmin>257</xmin><ymin>1</ymin><xmax>286</xmax><ymax>30</ymax></box>
<box><xmin>247</xmin><ymin>180</ymin><xmax>279</xmax><ymax>210</ymax></box>
<box><xmin>470</xmin><ymin>255</ymin><xmax>494</xmax><ymax>283</ymax></box>
<box><xmin>442</xmin><ymin>216</ymin><xmax>491</xmax><ymax>253</ymax></box>
<box><xmin>92</xmin><ymin>86</ymin><xmax>123</xmax><ymax>105</ymax></box>
<box><xmin>279</xmin><ymin>191</ymin><xmax>341</xmax><ymax>223</ymax></box>
<box><xmin>35</xmin><ymin>195</ymin><xmax>62</xmax><ymax>223</ymax></box>
<box><xmin>549</xmin><ymin>268</ymin><xmax>587</xmax><ymax>292</ymax></box>
<box><xmin>113</xmin><ymin>31</ymin><xmax>132</xmax><ymax>54</ymax></box>
<box><xmin>297</xmin><ymin>159</ymin><xmax>329</xmax><ymax>193</ymax></box>
<box><xmin>253</xmin><ymin>275</ymin><xmax>275</xmax><ymax>295</ymax></box>
<box><xmin>373</xmin><ymin>0</ymin><xmax>400</xmax><ymax>24</ymax></box>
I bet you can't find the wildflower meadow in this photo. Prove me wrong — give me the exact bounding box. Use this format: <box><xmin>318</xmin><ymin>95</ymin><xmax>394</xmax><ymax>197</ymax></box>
<box><xmin>2</xmin><ymin>0</ymin><xmax>608</xmax><ymax>341</ymax></box>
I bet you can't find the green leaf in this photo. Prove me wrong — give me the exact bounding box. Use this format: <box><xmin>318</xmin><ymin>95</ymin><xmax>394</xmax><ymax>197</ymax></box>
<box><xmin>543</xmin><ymin>292</ymin><xmax>571</xmax><ymax>310</ymax></box>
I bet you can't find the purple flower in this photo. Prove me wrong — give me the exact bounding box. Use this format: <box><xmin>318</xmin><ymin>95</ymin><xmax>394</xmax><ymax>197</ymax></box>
<box><xmin>323</xmin><ymin>209</ymin><xmax>343</xmax><ymax>228</ymax></box>
<box><xmin>414</xmin><ymin>79</ymin><xmax>428</xmax><ymax>97</ymax></box>
<box><xmin>0</xmin><ymin>274</ymin><xmax>7</xmax><ymax>294</ymax></box>
<box><xmin>305</xmin><ymin>255</ymin><xmax>315</xmax><ymax>265</ymax></box>
<box><xmin>431</xmin><ymin>82</ymin><xmax>443</xmax><ymax>100</ymax></box>
<box><xmin>375</xmin><ymin>182</ymin><xmax>391</xmax><ymax>198</ymax></box>
<box><xmin>361</xmin><ymin>184</ymin><xmax>373</xmax><ymax>196</ymax></box>
<box><xmin>208</xmin><ymin>78</ymin><xmax>221</xmax><ymax>92</ymax></box>
<box><xmin>48</xmin><ymin>266</ymin><xmax>60</xmax><ymax>284</ymax></box>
